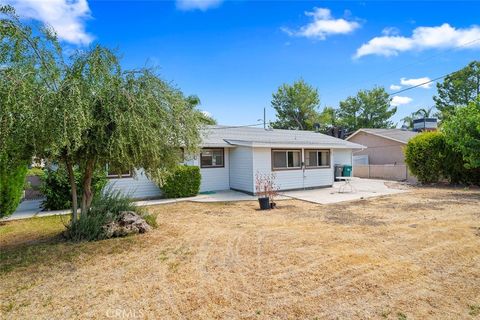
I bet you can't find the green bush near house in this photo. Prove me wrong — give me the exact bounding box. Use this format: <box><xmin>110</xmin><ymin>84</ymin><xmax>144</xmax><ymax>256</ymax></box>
<box><xmin>405</xmin><ymin>131</ymin><xmax>480</xmax><ymax>185</ymax></box>
<box><xmin>405</xmin><ymin>132</ymin><xmax>445</xmax><ymax>184</ymax></box>
<box><xmin>162</xmin><ymin>165</ymin><xmax>201</xmax><ymax>198</ymax></box>
<box><xmin>41</xmin><ymin>166</ymin><xmax>108</xmax><ymax>210</ymax></box>
<box><xmin>0</xmin><ymin>162</ymin><xmax>28</xmax><ymax>218</ymax></box>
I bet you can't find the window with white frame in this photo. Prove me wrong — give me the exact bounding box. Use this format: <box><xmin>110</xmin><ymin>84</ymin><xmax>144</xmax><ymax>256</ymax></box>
<box><xmin>200</xmin><ymin>148</ymin><xmax>224</xmax><ymax>168</ymax></box>
<box><xmin>272</xmin><ymin>150</ymin><xmax>301</xmax><ymax>170</ymax></box>
<box><xmin>305</xmin><ymin>149</ymin><xmax>330</xmax><ymax>168</ymax></box>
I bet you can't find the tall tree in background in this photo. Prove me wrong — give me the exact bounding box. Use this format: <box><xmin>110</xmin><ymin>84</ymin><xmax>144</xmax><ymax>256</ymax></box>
<box><xmin>186</xmin><ymin>95</ymin><xmax>217</xmax><ymax>125</ymax></box>
<box><xmin>434</xmin><ymin>61</ymin><xmax>480</xmax><ymax>119</ymax></box>
<box><xmin>271</xmin><ymin>79</ymin><xmax>320</xmax><ymax>130</ymax></box>
<box><xmin>0</xmin><ymin>6</ymin><xmax>204</xmax><ymax>220</ymax></box>
<box><xmin>337</xmin><ymin>87</ymin><xmax>396</xmax><ymax>132</ymax></box>
<box><xmin>401</xmin><ymin>112</ymin><xmax>417</xmax><ymax>129</ymax></box>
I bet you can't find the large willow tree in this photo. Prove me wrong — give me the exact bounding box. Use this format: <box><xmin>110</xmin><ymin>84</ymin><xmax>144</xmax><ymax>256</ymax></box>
<box><xmin>1</xmin><ymin>5</ymin><xmax>203</xmax><ymax>220</ymax></box>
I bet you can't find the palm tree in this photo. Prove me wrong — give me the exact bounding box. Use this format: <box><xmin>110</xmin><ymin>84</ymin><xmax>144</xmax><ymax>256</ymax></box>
<box><xmin>401</xmin><ymin>112</ymin><xmax>416</xmax><ymax>129</ymax></box>
<box><xmin>415</xmin><ymin>106</ymin><xmax>435</xmax><ymax>119</ymax></box>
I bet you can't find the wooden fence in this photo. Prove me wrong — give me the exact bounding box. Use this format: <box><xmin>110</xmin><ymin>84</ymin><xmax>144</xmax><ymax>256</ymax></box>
<box><xmin>353</xmin><ymin>164</ymin><xmax>417</xmax><ymax>183</ymax></box>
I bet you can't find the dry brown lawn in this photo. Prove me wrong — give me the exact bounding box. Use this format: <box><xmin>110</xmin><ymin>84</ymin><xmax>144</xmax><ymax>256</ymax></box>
<box><xmin>1</xmin><ymin>187</ymin><xmax>480</xmax><ymax>319</ymax></box>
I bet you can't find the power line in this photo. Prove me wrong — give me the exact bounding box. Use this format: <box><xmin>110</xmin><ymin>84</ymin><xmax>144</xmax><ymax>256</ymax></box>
<box><xmin>388</xmin><ymin>73</ymin><xmax>450</xmax><ymax>96</ymax></box>
<box><xmin>207</xmin><ymin>123</ymin><xmax>264</xmax><ymax>129</ymax></box>
<box><xmin>321</xmin><ymin>37</ymin><xmax>480</xmax><ymax>100</ymax></box>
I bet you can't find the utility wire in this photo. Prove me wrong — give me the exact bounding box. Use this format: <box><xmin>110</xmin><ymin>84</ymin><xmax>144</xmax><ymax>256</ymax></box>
<box><xmin>321</xmin><ymin>37</ymin><xmax>480</xmax><ymax>99</ymax></box>
<box><xmin>388</xmin><ymin>73</ymin><xmax>451</xmax><ymax>96</ymax></box>
<box><xmin>207</xmin><ymin>123</ymin><xmax>264</xmax><ymax>129</ymax></box>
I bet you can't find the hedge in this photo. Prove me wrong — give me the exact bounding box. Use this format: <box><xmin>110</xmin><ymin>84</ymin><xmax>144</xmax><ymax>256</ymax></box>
<box><xmin>162</xmin><ymin>165</ymin><xmax>201</xmax><ymax>198</ymax></box>
<box><xmin>0</xmin><ymin>163</ymin><xmax>28</xmax><ymax>218</ymax></box>
<box><xmin>405</xmin><ymin>131</ymin><xmax>480</xmax><ymax>185</ymax></box>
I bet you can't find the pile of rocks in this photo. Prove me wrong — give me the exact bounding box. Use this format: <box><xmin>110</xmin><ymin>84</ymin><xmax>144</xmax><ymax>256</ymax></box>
<box><xmin>103</xmin><ymin>211</ymin><xmax>151</xmax><ymax>238</ymax></box>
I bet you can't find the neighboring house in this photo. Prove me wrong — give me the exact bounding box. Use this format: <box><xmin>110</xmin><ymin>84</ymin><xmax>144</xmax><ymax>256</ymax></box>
<box><xmin>107</xmin><ymin>125</ymin><xmax>364</xmax><ymax>198</ymax></box>
<box><xmin>346</xmin><ymin>128</ymin><xmax>418</xmax><ymax>165</ymax></box>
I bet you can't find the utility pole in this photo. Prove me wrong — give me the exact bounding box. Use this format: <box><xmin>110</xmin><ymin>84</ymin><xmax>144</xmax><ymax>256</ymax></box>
<box><xmin>263</xmin><ymin>107</ymin><xmax>266</xmax><ymax>129</ymax></box>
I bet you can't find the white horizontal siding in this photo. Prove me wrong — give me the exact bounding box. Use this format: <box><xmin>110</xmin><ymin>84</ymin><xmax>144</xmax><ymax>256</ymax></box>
<box><xmin>229</xmin><ymin>146</ymin><xmax>254</xmax><ymax>193</ymax></box>
<box><xmin>333</xmin><ymin>149</ymin><xmax>352</xmax><ymax>166</ymax></box>
<box><xmin>106</xmin><ymin>169</ymin><xmax>161</xmax><ymax>199</ymax></box>
<box><xmin>252</xmin><ymin>147</ymin><xmax>334</xmax><ymax>191</ymax></box>
<box><xmin>187</xmin><ymin>149</ymin><xmax>230</xmax><ymax>192</ymax></box>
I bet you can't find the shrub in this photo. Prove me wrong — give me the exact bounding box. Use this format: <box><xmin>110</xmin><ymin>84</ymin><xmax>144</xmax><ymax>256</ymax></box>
<box><xmin>65</xmin><ymin>188</ymin><xmax>139</xmax><ymax>241</ymax></box>
<box><xmin>27</xmin><ymin>167</ymin><xmax>44</xmax><ymax>177</ymax></box>
<box><xmin>405</xmin><ymin>131</ymin><xmax>480</xmax><ymax>185</ymax></box>
<box><xmin>141</xmin><ymin>212</ymin><xmax>158</xmax><ymax>228</ymax></box>
<box><xmin>162</xmin><ymin>165</ymin><xmax>201</xmax><ymax>198</ymax></box>
<box><xmin>0</xmin><ymin>162</ymin><xmax>28</xmax><ymax>218</ymax></box>
<box><xmin>41</xmin><ymin>166</ymin><xmax>108</xmax><ymax>210</ymax></box>
<box><xmin>405</xmin><ymin>132</ymin><xmax>445</xmax><ymax>184</ymax></box>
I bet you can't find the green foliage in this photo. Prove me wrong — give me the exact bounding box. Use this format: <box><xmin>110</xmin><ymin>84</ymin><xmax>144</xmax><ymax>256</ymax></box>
<box><xmin>0</xmin><ymin>160</ymin><xmax>27</xmax><ymax>218</ymax></box>
<box><xmin>315</xmin><ymin>106</ymin><xmax>338</xmax><ymax>132</ymax></box>
<box><xmin>337</xmin><ymin>87</ymin><xmax>397</xmax><ymax>133</ymax></box>
<box><xmin>65</xmin><ymin>211</ymin><xmax>112</xmax><ymax>242</ymax></box>
<box><xmin>270</xmin><ymin>79</ymin><xmax>320</xmax><ymax>130</ymax></box>
<box><xmin>27</xmin><ymin>167</ymin><xmax>44</xmax><ymax>177</ymax></box>
<box><xmin>141</xmin><ymin>212</ymin><xmax>159</xmax><ymax>228</ymax></box>
<box><xmin>405</xmin><ymin>132</ymin><xmax>446</xmax><ymax>183</ymax></box>
<box><xmin>41</xmin><ymin>167</ymin><xmax>107</xmax><ymax>210</ymax></box>
<box><xmin>443</xmin><ymin>99</ymin><xmax>480</xmax><ymax>169</ymax></box>
<box><xmin>64</xmin><ymin>189</ymin><xmax>140</xmax><ymax>242</ymax></box>
<box><xmin>1</xmin><ymin>6</ymin><xmax>204</xmax><ymax>217</ymax></box>
<box><xmin>161</xmin><ymin>165</ymin><xmax>201</xmax><ymax>198</ymax></box>
<box><xmin>186</xmin><ymin>95</ymin><xmax>217</xmax><ymax>125</ymax></box>
<box><xmin>434</xmin><ymin>61</ymin><xmax>480</xmax><ymax>119</ymax></box>
<box><xmin>405</xmin><ymin>131</ymin><xmax>479</xmax><ymax>185</ymax></box>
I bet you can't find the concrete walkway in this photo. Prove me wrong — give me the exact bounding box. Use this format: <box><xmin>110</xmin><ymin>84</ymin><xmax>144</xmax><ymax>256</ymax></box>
<box><xmin>3</xmin><ymin>178</ymin><xmax>410</xmax><ymax>221</ymax></box>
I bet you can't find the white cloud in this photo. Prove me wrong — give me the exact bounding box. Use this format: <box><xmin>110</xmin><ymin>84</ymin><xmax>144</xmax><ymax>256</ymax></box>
<box><xmin>201</xmin><ymin>110</ymin><xmax>212</xmax><ymax>117</ymax></box>
<box><xmin>382</xmin><ymin>27</ymin><xmax>400</xmax><ymax>36</ymax></box>
<box><xmin>389</xmin><ymin>84</ymin><xmax>402</xmax><ymax>90</ymax></box>
<box><xmin>355</xmin><ymin>23</ymin><xmax>480</xmax><ymax>58</ymax></box>
<box><xmin>176</xmin><ymin>0</ymin><xmax>222</xmax><ymax>11</ymax></box>
<box><xmin>4</xmin><ymin>0</ymin><xmax>93</xmax><ymax>45</ymax></box>
<box><xmin>400</xmin><ymin>77</ymin><xmax>432</xmax><ymax>89</ymax></box>
<box><xmin>391</xmin><ymin>95</ymin><xmax>413</xmax><ymax>106</ymax></box>
<box><xmin>282</xmin><ymin>7</ymin><xmax>360</xmax><ymax>40</ymax></box>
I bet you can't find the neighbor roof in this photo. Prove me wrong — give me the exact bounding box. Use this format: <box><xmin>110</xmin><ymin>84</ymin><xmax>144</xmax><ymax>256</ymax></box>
<box><xmin>201</xmin><ymin>125</ymin><xmax>365</xmax><ymax>149</ymax></box>
<box><xmin>346</xmin><ymin>128</ymin><xmax>419</xmax><ymax>144</ymax></box>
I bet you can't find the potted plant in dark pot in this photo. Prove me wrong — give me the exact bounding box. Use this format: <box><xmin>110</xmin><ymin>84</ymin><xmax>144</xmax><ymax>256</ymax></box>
<box><xmin>255</xmin><ymin>172</ymin><xmax>279</xmax><ymax>210</ymax></box>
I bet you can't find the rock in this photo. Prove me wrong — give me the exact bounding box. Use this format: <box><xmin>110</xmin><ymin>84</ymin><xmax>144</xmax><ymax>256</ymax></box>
<box><xmin>103</xmin><ymin>211</ymin><xmax>152</xmax><ymax>238</ymax></box>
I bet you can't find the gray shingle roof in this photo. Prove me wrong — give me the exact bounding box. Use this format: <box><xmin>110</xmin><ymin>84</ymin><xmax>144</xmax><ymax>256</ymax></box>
<box><xmin>347</xmin><ymin>128</ymin><xmax>419</xmax><ymax>144</ymax></box>
<box><xmin>201</xmin><ymin>125</ymin><xmax>365</xmax><ymax>149</ymax></box>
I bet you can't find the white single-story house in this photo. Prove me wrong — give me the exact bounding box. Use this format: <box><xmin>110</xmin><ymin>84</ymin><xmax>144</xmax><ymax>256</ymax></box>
<box><xmin>107</xmin><ymin>125</ymin><xmax>365</xmax><ymax>198</ymax></box>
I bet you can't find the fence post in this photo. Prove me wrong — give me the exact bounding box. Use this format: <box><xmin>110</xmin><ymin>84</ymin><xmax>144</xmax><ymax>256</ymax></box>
<box><xmin>368</xmin><ymin>165</ymin><xmax>370</xmax><ymax>179</ymax></box>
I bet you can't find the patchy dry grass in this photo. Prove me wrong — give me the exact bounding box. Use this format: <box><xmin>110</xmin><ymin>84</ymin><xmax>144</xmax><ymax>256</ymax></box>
<box><xmin>1</xmin><ymin>187</ymin><xmax>479</xmax><ymax>319</ymax></box>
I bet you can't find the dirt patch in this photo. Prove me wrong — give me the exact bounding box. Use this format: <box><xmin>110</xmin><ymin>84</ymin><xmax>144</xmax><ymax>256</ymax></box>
<box><xmin>1</xmin><ymin>187</ymin><xmax>479</xmax><ymax>319</ymax></box>
<box><xmin>384</xmin><ymin>181</ymin><xmax>411</xmax><ymax>190</ymax></box>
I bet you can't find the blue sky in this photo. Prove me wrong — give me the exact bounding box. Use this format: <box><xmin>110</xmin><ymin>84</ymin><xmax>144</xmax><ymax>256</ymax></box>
<box><xmin>5</xmin><ymin>0</ymin><xmax>480</xmax><ymax>126</ymax></box>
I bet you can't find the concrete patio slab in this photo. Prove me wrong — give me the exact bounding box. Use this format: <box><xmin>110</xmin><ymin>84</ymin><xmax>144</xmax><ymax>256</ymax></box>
<box><xmin>282</xmin><ymin>178</ymin><xmax>409</xmax><ymax>204</ymax></box>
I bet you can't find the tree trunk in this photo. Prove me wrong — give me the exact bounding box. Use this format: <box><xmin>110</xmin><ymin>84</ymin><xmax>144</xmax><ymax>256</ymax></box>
<box><xmin>80</xmin><ymin>158</ymin><xmax>95</xmax><ymax>216</ymax></box>
<box><xmin>65</xmin><ymin>159</ymin><xmax>78</xmax><ymax>222</ymax></box>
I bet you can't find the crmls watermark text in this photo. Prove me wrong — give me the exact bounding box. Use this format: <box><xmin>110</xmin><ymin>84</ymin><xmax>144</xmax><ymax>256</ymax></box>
<box><xmin>105</xmin><ymin>308</ymin><xmax>144</xmax><ymax>318</ymax></box>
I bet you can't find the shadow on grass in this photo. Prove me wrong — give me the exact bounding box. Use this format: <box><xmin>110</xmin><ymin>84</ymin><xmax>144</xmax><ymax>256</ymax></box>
<box><xmin>0</xmin><ymin>216</ymin><xmax>145</xmax><ymax>274</ymax></box>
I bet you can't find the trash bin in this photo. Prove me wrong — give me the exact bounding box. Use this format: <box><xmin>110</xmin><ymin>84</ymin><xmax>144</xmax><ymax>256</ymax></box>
<box><xmin>342</xmin><ymin>165</ymin><xmax>352</xmax><ymax>177</ymax></box>
<box><xmin>334</xmin><ymin>165</ymin><xmax>344</xmax><ymax>181</ymax></box>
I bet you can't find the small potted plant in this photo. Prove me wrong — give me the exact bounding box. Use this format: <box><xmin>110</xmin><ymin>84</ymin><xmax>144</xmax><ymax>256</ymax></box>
<box><xmin>255</xmin><ymin>172</ymin><xmax>279</xmax><ymax>210</ymax></box>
